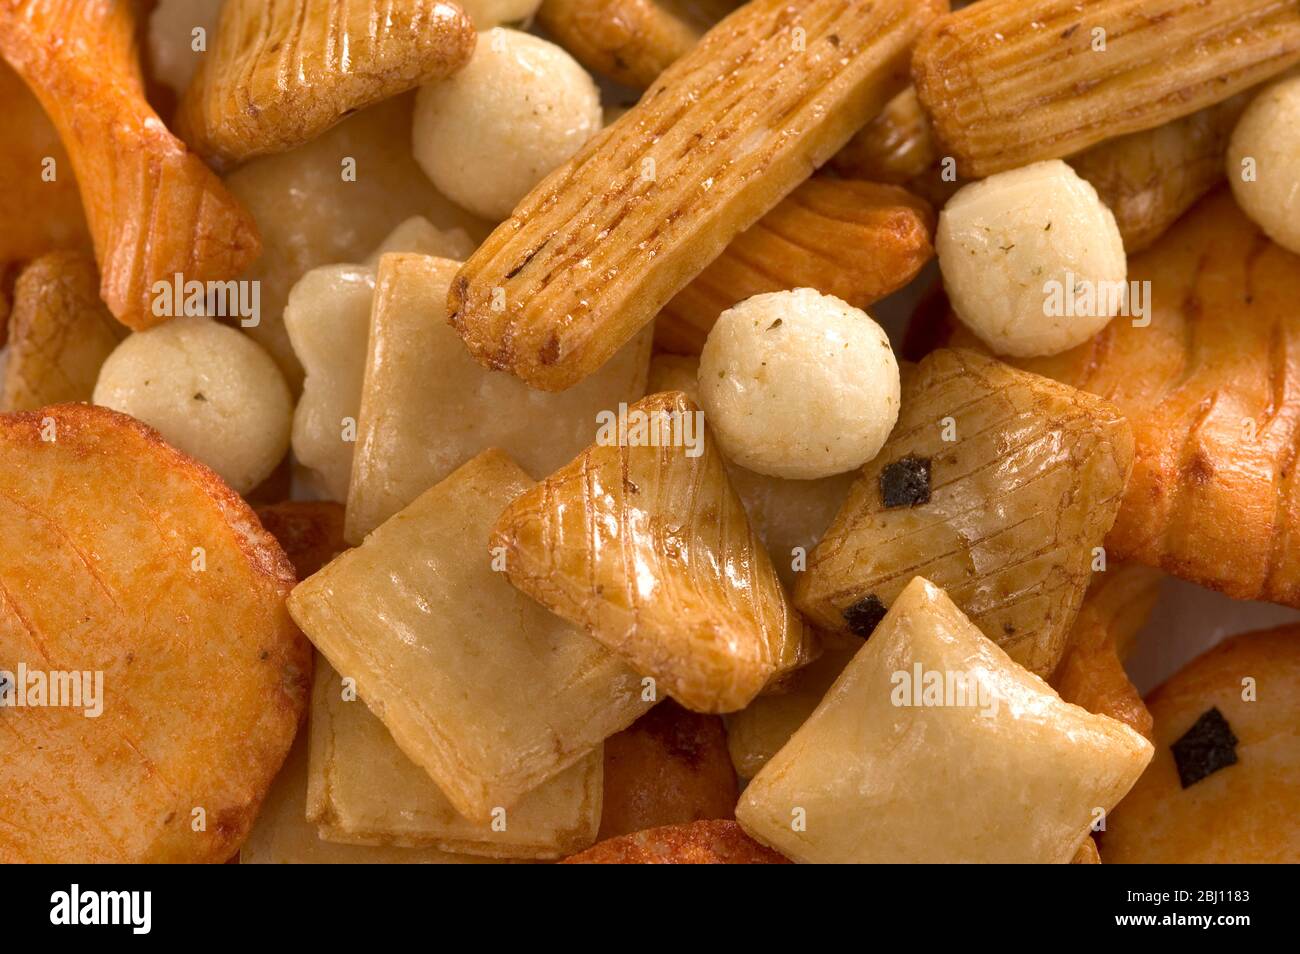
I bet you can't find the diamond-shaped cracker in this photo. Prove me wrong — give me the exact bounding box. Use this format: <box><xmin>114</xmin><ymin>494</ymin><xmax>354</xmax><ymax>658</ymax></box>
<box><xmin>491</xmin><ymin>390</ymin><xmax>813</xmax><ymax>713</ymax></box>
<box><xmin>796</xmin><ymin>348</ymin><xmax>1134</xmax><ymax>676</ymax></box>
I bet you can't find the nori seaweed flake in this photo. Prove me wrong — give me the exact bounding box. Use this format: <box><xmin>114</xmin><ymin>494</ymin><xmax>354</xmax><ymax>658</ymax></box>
<box><xmin>1170</xmin><ymin>707</ymin><xmax>1239</xmax><ymax>789</ymax></box>
<box><xmin>843</xmin><ymin>594</ymin><xmax>887</xmax><ymax>639</ymax></box>
<box><xmin>880</xmin><ymin>455</ymin><xmax>931</xmax><ymax>508</ymax></box>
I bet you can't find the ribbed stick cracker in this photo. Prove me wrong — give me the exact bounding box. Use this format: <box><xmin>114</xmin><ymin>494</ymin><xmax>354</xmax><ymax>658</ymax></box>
<box><xmin>177</xmin><ymin>0</ymin><xmax>476</xmax><ymax>164</ymax></box>
<box><xmin>912</xmin><ymin>0</ymin><xmax>1300</xmax><ymax>177</ymax></box>
<box><xmin>449</xmin><ymin>0</ymin><xmax>945</xmax><ymax>391</ymax></box>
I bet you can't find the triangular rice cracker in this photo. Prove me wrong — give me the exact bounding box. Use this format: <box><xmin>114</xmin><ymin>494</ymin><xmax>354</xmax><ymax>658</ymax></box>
<box><xmin>796</xmin><ymin>349</ymin><xmax>1134</xmax><ymax>676</ymax></box>
<box><xmin>492</xmin><ymin>390</ymin><xmax>812</xmax><ymax>713</ymax></box>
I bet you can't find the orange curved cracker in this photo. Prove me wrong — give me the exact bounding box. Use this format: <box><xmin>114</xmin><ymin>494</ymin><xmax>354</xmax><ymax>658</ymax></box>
<box><xmin>0</xmin><ymin>0</ymin><xmax>261</xmax><ymax>329</ymax></box>
<box><xmin>0</xmin><ymin>59</ymin><xmax>90</xmax><ymax>263</ymax></box>
<box><xmin>177</xmin><ymin>0</ymin><xmax>476</xmax><ymax>164</ymax></box>
<box><xmin>655</xmin><ymin>178</ymin><xmax>933</xmax><ymax>354</ymax></box>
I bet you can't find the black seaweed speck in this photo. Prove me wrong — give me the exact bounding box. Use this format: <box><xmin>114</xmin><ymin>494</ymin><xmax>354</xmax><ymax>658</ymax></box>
<box><xmin>1171</xmin><ymin>707</ymin><xmax>1239</xmax><ymax>789</ymax></box>
<box><xmin>880</xmin><ymin>456</ymin><xmax>931</xmax><ymax>508</ymax></box>
<box><xmin>843</xmin><ymin>594</ymin><xmax>887</xmax><ymax>639</ymax></box>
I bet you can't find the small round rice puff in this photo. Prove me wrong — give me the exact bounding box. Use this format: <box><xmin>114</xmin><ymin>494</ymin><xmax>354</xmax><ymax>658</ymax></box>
<box><xmin>1102</xmin><ymin>626</ymin><xmax>1300</xmax><ymax>863</ymax></box>
<box><xmin>0</xmin><ymin>404</ymin><xmax>310</xmax><ymax>862</ymax></box>
<box><xmin>412</xmin><ymin>28</ymin><xmax>602</xmax><ymax>220</ymax></box>
<box><xmin>1227</xmin><ymin>74</ymin><xmax>1300</xmax><ymax>256</ymax></box>
<box><xmin>937</xmin><ymin>159</ymin><xmax>1127</xmax><ymax>358</ymax></box>
<box><xmin>698</xmin><ymin>288</ymin><xmax>900</xmax><ymax>480</ymax></box>
<box><xmin>93</xmin><ymin>316</ymin><xmax>292</xmax><ymax>495</ymax></box>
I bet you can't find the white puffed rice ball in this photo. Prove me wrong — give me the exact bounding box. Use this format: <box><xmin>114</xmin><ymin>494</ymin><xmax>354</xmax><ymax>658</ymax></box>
<box><xmin>1228</xmin><ymin>74</ymin><xmax>1300</xmax><ymax>256</ymax></box>
<box><xmin>93</xmin><ymin>317</ymin><xmax>292</xmax><ymax>494</ymax></box>
<box><xmin>697</xmin><ymin>289</ymin><xmax>900</xmax><ymax>480</ymax></box>
<box><xmin>936</xmin><ymin>159</ymin><xmax>1128</xmax><ymax>358</ymax></box>
<box><xmin>412</xmin><ymin>28</ymin><xmax>602</xmax><ymax>221</ymax></box>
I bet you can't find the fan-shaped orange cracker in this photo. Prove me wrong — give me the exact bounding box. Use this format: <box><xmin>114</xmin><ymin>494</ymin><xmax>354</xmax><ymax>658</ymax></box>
<box><xmin>0</xmin><ymin>0</ymin><xmax>261</xmax><ymax>329</ymax></box>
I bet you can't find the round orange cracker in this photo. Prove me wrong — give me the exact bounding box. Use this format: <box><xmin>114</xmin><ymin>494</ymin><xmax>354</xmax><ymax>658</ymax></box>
<box><xmin>0</xmin><ymin>404</ymin><xmax>310</xmax><ymax>862</ymax></box>
<box><xmin>1102</xmin><ymin>626</ymin><xmax>1300</xmax><ymax>863</ymax></box>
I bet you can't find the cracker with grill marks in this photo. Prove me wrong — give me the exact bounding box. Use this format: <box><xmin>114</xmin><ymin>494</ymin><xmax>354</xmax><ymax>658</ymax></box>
<box><xmin>907</xmin><ymin>190</ymin><xmax>1300</xmax><ymax>608</ymax></box>
<box><xmin>795</xmin><ymin>349</ymin><xmax>1133</xmax><ymax>677</ymax></box>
